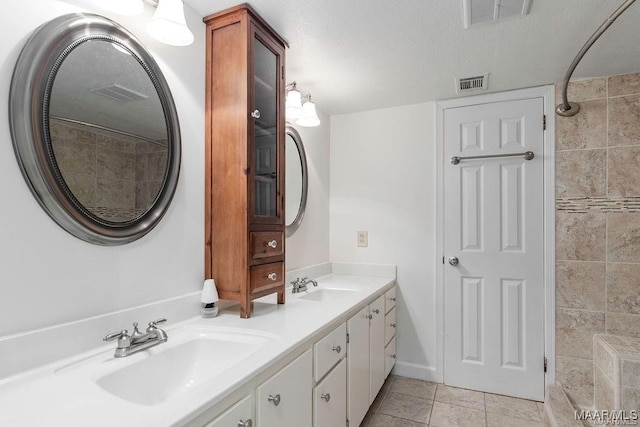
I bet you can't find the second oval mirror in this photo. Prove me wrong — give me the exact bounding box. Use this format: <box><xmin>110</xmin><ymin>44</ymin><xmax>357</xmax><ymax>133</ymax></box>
<box><xmin>285</xmin><ymin>126</ymin><xmax>308</xmax><ymax>237</ymax></box>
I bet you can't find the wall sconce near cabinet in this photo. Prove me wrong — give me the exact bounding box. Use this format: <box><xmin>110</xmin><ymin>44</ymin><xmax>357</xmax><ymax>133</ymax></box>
<box><xmin>93</xmin><ymin>0</ymin><xmax>194</xmax><ymax>46</ymax></box>
<box><xmin>286</xmin><ymin>81</ymin><xmax>321</xmax><ymax>127</ymax></box>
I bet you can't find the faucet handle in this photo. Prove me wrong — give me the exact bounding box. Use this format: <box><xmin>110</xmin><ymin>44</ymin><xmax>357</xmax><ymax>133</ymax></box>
<box><xmin>147</xmin><ymin>318</ymin><xmax>167</xmax><ymax>330</ymax></box>
<box><xmin>103</xmin><ymin>329</ymin><xmax>129</xmax><ymax>342</ymax></box>
<box><xmin>290</xmin><ymin>277</ymin><xmax>301</xmax><ymax>285</ymax></box>
<box><xmin>301</xmin><ymin>276</ymin><xmax>308</xmax><ymax>282</ymax></box>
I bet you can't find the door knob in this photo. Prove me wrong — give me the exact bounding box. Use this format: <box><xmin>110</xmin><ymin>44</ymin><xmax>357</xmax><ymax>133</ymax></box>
<box><xmin>448</xmin><ymin>256</ymin><xmax>459</xmax><ymax>266</ymax></box>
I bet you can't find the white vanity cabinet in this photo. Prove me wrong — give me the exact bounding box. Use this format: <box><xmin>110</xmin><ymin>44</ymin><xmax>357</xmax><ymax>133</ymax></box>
<box><xmin>346</xmin><ymin>294</ymin><xmax>386</xmax><ymax>427</ymax></box>
<box><xmin>384</xmin><ymin>287</ymin><xmax>397</xmax><ymax>379</ymax></box>
<box><xmin>257</xmin><ymin>349</ymin><xmax>312</xmax><ymax>427</ymax></box>
<box><xmin>205</xmin><ymin>394</ymin><xmax>254</xmax><ymax>427</ymax></box>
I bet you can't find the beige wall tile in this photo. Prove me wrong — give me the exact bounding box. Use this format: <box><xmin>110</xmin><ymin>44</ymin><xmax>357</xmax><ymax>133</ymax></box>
<box><xmin>556</xmin><ymin>149</ymin><xmax>606</xmax><ymax>197</ymax></box>
<box><xmin>63</xmin><ymin>173</ymin><xmax>97</xmax><ymax>208</ymax></box>
<box><xmin>608</xmin><ymin>94</ymin><xmax>640</xmax><ymax>146</ymax></box>
<box><xmin>96</xmin><ymin>178</ymin><xmax>124</xmax><ymax>209</ymax></box>
<box><xmin>622</xmin><ymin>387</ymin><xmax>640</xmax><ymax>412</ymax></box>
<box><xmin>556</xmin><ymin>79</ymin><xmax>607</xmax><ymax>103</ymax></box>
<box><xmin>556</xmin><ymin>261</ymin><xmax>605</xmax><ymax>311</ymax></box>
<box><xmin>96</xmin><ymin>134</ymin><xmax>125</xmax><ymax>151</ymax></box>
<box><xmin>556</xmin><ymin>99</ymin><xmax>607</xmax><ymax>150</ymax></box>
<box><xmin>556</xmin><ymin>308</ymin><xmax>605</xmax><ymax>359</ymax></box>
<box><xmin>556</xmin><ymin>355</ymin><xmax>595</xmax><ymax>408</ymax></box>
<box><xmin>607</xmin><ymin>312</ymin><xmax>640</xmax><ymax>338</ymax></box>
<box><xmin>97</xmin><ymin>146</ymin><xmax>127</xmax><ymax>181</ymax></box>
<box><xmin>147</xmin><ymin>152</ymin><xmax>168</xmax><ymax>181</ymax></box>
<box><xmin>59</xmin><ymin>140</ymin><xmax>97</xmax><ymax>176</ymax></box>
<box><xmin>622</xmin><ymin>359</ymin><xmax>640</xmax><ymax>388</ymax></box>
<box><xmin>594</xmin><ymin>364</ymin><xmax>615</xmax><ymax>410</ymax></box>
<box><xmin>594</xmin><ymin>336</ymin><xmax>616</xmax><ymax>381</ymax></box>
<box><xmin>556</xmin><ymin>212</ymin><xmax>606</xmax><ymax>261</ymax></box>
<box><xmin>608</xmin><ymin>146</ymin><xmax>640</xmax><ymax>197</ymax></box>
<box><xmin>607</xmin><ymin>214</ymin><xmax>640</xmax><ymax>263</ymax></box>
<box><xmin>608</xmin><ymin>73</ymin><xmax>640</xmax><ymax>97</ymax></box>
<box><xmin>607</xmin><ymin>263</ymin><xmax>640</xmax><ymax>315</ymax></box>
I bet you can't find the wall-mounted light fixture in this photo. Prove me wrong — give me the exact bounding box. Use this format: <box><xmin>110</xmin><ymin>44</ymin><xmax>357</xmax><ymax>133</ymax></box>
<box><xmin>94</xmin><ymin>0</ymin><xmax>194</xmax><ymax>46</ymax></box>
<box><xmin>286</xmin><ymin>82</ymin><xmax>321</xmax><ymax>127</ymax></box>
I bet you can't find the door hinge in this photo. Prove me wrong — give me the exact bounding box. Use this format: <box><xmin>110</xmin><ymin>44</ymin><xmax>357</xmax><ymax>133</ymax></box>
<box><xmin>346</xmin><ymin>333</ymin><xmax>350</xmax><ymax>344</ymax></box>
<box><xmin>442</xmin><ymin>256</ymin><xmax>445</xmax><ymax>264</ymax></box>
<box><xmin>346</xmin><ymin>420</ymin><xmax>349</xmax><ymax>427</ymax></box>
<box><xmin>544</xmin><ymin>356</ymin><xmax>548</xmax><ymax>373</ymax></box>
<box><xmin>543</xmin><ymin>114</ymin><xmax>547</xmax><ymax>131</ymax></box>
<box><xmin>282</xmin><ymin>66</ymin><xmax>285</xmax><ymax>80</ymax></box>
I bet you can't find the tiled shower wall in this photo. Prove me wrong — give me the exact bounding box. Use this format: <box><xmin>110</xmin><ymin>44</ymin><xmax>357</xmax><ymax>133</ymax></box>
<box><xmin>555</xmin><ymin>72</ymin><xmax>640</xmax><ymax>408</ymax></box>
<box><xmin>50</xmin><ymin>120</ymin><xmax>166</xmax><ymax>222</ymax></box>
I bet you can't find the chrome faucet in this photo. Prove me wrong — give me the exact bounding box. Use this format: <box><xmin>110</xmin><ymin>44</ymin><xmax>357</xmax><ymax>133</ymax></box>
<box><xmin>103</xmin><ymin>318</ymin><xmax>168</xmax><ymax>358</ymax></box>
<box><xmin>291</xmin><ymin>277</ymin><xmax>318</xmax><ymax>293</ymax></box>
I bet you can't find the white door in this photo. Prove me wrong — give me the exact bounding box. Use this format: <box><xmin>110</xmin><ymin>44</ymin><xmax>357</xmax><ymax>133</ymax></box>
<box><xmin>443</xmin><ymin>97</ymin><xmax>545</xmax><ymax>400</ymax></box>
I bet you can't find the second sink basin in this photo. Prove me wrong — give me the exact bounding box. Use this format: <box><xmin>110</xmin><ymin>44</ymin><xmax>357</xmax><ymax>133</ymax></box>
<box><xmin>96</xmin><ymin>326</ymin><xmax>276</xmax><ymax>406</ymax></box>
<box><xmin>298</xmin><ymin>287</ymin><xmax>359</xmax><ymax>302</ymax></box>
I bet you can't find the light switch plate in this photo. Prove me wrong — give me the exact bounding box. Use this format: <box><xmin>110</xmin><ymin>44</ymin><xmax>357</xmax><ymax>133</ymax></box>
<box><xmin>357</xmin><ymin>231</ymin><xmax>368</xmax><ymax>247</ymax></box>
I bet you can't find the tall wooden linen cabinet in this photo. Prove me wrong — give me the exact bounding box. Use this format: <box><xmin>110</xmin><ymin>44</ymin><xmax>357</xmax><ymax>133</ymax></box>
<box><xmin>204</xmin><ymin>4</ymin><xmax>288</xmax><ymax>318</ymax></box>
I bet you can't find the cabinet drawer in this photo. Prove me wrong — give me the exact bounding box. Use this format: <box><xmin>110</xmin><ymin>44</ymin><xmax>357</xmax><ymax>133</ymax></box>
<box><xmin>257</xmin><ymin>349</ymin><xmax>312</xmax><ymax>427</ymax></box>
<box><xmin>250</xmin><ymin>262</ymin><xmax>284</xmax><ymax>295</ymax></box>
<box><xmin>385</xmin><ymin>307</ymin><xmax>397</xmax><ymax>346</ymax></box>
<box><xmin>205</xmin><ymin>394</ymin><xmax>253</xmax><ymax>427</ymax></box>
<box><xmin>314</xmin><ymin>322</ymin><xmax>346</xmax><ymax>382</ymax></box>
<box><xmin>385</xmin><ymin>286</ymin><xmax>397</xmax><ymax>314</ymax></box>
<box><xmin>313</xmin><ymin>358</ymin><xmax>346</xmax><ymax>427</ymax></box>
<box><xmin>250</xmin><ymin>231</ymin><xmax>284</xmax><ymax>260</ymax></box>
<box><xmin>385</xmin><ymin>337</ymin><xmax>396</xmax><ymax>379</ymax></box>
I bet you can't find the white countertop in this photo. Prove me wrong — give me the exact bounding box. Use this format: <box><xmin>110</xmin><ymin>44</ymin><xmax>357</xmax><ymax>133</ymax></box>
<box><xmin>0</xmin><ymin>273</ymin><xmax>395</xmax><ymax>426</ymax></box>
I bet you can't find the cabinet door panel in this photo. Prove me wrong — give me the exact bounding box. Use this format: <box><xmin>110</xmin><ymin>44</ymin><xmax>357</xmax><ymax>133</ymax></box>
<box><xmin>385</xmin><ymin>337</ymin><xmax>397</xmax><ymax>379</ymax></box>
<box><xmin>369</xmin><ymin>295</ymin><xmax>386</xmax><ymax>403</ymax></box>
<box><xmin>205</xmin><ymin>394</ymin><xmax>253</xmax><ymax>427</ymax></box>
<box><xmin>385</xmin><ymin>307</ymin><xmax>397</xmax><ymax>346</ymax></box>
<box><xmin>314</xmin><ymin>322</ymin><xmax>346</xmax><ymax>382</ymax></box>
<box><xmin>257</xmin><ymin>350</ymin><xmax>312</xmax><ymax>427</ymax></box>
<box><xmin>313</xmin><ymin>358</ymin><xmax>346</xmax><ymax>427</ymax></box>
<box><xmin>347</xmin><ymin>306</ymin><xmax>370</xmax><ymax>427</ymax></box>
<box><xmin>385</xmin><ymin>286</ymin><xmax>397</xmax><ymax>314</ymax></box>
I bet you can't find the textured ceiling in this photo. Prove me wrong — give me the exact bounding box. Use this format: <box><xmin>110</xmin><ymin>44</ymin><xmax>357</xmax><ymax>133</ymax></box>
<box><xmin>184</xmin><ymin>0</ymin><xmax>640</xmax><ymax>115</ymax></box>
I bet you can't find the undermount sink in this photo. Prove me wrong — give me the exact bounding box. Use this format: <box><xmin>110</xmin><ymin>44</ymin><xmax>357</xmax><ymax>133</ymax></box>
<box><xmin>95</xmin><ymin>326</ymin><xmax>276</xmax><ymax>406</ymax></box>
<box><xmin>298</xmin><ymin>287</ymin><xmax>359</xmax><ymax>302</ymax></box>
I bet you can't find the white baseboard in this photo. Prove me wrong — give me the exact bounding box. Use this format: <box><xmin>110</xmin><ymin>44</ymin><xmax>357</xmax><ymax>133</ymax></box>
<box><xmin>393</xmin><ymin>361</ymin><xmax>439</xmax><ymax>383</ymax></box>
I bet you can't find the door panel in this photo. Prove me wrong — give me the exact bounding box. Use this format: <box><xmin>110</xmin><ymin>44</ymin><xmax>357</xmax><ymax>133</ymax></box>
<box><xmin>443</xmin><ymin>97</ymin><xmax>544</xmax><ymax>401</ymax></box>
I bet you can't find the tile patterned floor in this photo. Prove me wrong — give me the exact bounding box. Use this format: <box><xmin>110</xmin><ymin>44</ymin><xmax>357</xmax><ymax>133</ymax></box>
<box><xmin>361</xmin><ymin>375</ymin><xmax>548</xmax><ymax>427</ymax></box>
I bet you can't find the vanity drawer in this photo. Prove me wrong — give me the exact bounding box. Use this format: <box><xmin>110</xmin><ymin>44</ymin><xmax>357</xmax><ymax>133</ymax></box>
<box><xmin>385</xmin><ymin>337</ymin><xmax>396</xmax><ymax>379</ymax></box>
<box><xmin>314</xmin><ymin>322</ymin><xmax>347</xmax><ymax>382</ymax></box>
<box><xmin>250</xmin><ymin>231</ymin><xmax>284</xmax><ymax>260</ymax></box>
<box><xmin>250</xmin><ymin>262</ymin><xmax>284</xmax><ymax>295</ymax></box>
<box><xmin>385</xmin><ymin>307</ymin><xmax>397</xmax><ymax>346</ymax></box>
<box><xmin>385</xmin><ymin>286</ymin><xmax>397</xmax><ymax>314</ymax></box>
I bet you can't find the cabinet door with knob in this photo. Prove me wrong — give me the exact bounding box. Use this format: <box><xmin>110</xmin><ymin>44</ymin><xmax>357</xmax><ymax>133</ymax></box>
<box><xmin>257</xmin><ymin>349</ymin><xmax>312</xmax><ymax>427</ymax></box>
<box><xmin>313</xmin><ymin>358</ymin><xmax>346</xmax><ymax>427</ymax></box>
<box><xmin>205</xmin><ymin>394</ymin><xmax>254</xmax><ymax>427</ymax></box>
<box><xmin>369</xmin><ymin>295</ymin><xmax>386</xmax><ymax>403</ymax></box>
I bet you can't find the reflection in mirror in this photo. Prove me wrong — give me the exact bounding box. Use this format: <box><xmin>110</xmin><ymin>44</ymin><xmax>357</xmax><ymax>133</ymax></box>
<box><xmin>285</xmin><ymin>125</ymin><xmax>308</xmax><ymax>237</ymax></box>
<box><xmin>49</xmin><ymin>40</ymin><xmax>168</xmax><ymax>223</ymax></box>
<box><xmin>9</xmin><ymin>13</ymin><xmax>181</xmax><ymax>245</ymax></box>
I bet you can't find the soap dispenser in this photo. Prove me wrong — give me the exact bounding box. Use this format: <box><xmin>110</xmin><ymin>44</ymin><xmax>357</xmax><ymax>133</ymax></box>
<box><xmin>201</xmin><ymin>279</ymin><xmax>219</xmax><ymax>318</ymax></box>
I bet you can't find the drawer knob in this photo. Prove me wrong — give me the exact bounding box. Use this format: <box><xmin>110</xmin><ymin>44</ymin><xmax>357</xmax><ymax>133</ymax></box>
<box><xmin>390</xmin><ymin>323</ymin><xmax>397</xmax><ymax>328</ymax></box>
<box><xmin>251</xmin><ymin>109</ymin><xmax>261</xmax><ymax>119</ymax></box>
<box><xmin>268</xmin><ymin>394</ymin><xmax>281</xmax><ymax>406</ymax></box>
<box><xmin>238</xmin><ymin>420</ymin><xmax>253</xmax><ymax>427</ymax></box>
<box><xmin>267</xmin><ymin>240</ymin><xmax>278</xmax><ymax>249</ymax></box>
<box><xmin>366</xmin><ymin>314</ymin><xmax>373</xmax><ymax>320</ymax></box>
<box><xmin>373</xmin><ymin>309</ymin><xmax>380</xmax><ymax>315</ymax></box>
<box><xmin>389</xmin><ymin>297</ymin><xmax>396</xmax><ymax>302</ymax></box>
<box><xmin>391</xmin><ymin>354</ymin><xmax>397</xmax><ymax>359</ymax></box>
<box><xmin>267</xmin><ymin>273</ymin><xmax>278</xmax><ymax>281</ymax></box>
<box><xmin>320</xmin><ymin>393</ymin><xmax>331</xmax><ymax>402</ymax></box>
<box><xmin>332</xmin><ymin>345</ymin><xmax>342</xmax><ymax>354</ymax></box>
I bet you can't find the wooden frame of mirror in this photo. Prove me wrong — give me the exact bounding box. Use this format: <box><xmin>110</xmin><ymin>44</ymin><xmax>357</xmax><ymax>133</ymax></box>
<box><xmin>285</xmin><ymin>125</ymin><xmax>308</xmax><ymax>237</ymax></box>
<box><xmin>9</xmin><ymin>13</ymin><xmax>181</xmax><ymax>245</ymax></box>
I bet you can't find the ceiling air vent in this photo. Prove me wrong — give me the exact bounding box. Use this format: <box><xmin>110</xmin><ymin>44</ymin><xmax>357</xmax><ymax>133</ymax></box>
<box><xmin>90</xmin><ymin>83</ymin><xmax>148</xmax><ymax>103</ymax></box>
<box><xmin>456</xmin><ymin>74</ymin><xmax>489</xmax><ymax>94</ymax></box>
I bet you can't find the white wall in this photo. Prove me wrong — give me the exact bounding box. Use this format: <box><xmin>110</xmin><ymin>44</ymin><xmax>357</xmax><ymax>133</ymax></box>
<box><xmin>330</xmin><ymin>103</ymin><xmax>438</xmax><ymax>380</ymax></box>
<box><xmin>0</xmin><ymin>0</ymin><xmax>207</xmax><ymax>338</ymax></box>
<box><xmin>285</xmin><ymin>111</ymin><xmax>331</xmax><ymax>270</ymax></box>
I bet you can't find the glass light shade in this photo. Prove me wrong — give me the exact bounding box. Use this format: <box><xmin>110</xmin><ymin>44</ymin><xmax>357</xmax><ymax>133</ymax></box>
<box><xmin>297</xmin><ymin>100</ymin><xmax>321</xmax><ymax>127</ymax></box>
<box><xmin>147</xmin><ymin>0</ymin><xmax>194</xmax><ymax>46</ymax></box>
<box><xmin>286</xmin><ymin>89</ymin><xmax>303</xmax><ymax>119</ymax></box>
<box><xmin>95</xmin><ymin>0</ymin><xmax>144</xmax><ymax>15</ymax></box>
